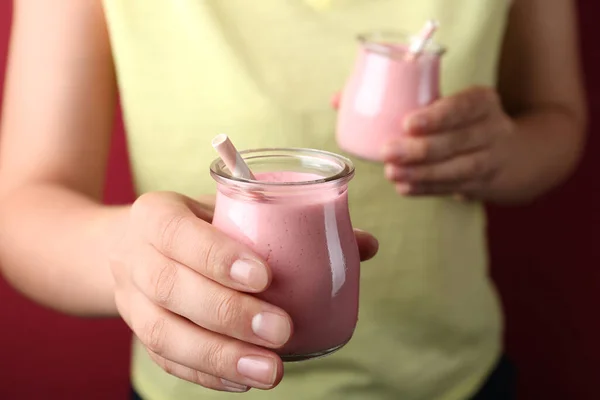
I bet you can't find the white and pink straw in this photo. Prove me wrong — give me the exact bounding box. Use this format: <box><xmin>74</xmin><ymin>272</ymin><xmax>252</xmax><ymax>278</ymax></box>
<box><xmin>211</xmin><ymin>134</ymin><xmax>256</xmax><ymax>180</ymax></box>
<box><xmin>406</xmin><ymin>19</ymin><xmax>439</xmax><ymax>61</ymax></box>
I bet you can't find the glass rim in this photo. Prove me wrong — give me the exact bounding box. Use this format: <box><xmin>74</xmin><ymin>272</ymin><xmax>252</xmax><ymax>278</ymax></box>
<box><xmin>357</xmin><ymin>30</ymin><xmax>447</xmax><ymax>57</ymax></box>
<box><xmin>209</xmin><ymin>147</ymin><xmax>355</xmax><ymax>188</ymax></box>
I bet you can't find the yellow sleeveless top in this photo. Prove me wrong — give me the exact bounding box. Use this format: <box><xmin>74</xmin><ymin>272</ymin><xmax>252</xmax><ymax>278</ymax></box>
<box><xmin>102</xmin><ymin>1</ymin><xmax>510</xmax><ymax>399</ymax></box>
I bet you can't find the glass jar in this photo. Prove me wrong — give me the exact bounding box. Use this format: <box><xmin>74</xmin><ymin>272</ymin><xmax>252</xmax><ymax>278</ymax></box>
<box><xmin>336</xmin><ymin>31</ymin><xmax>446</xmax><ymax>162</ymax></box>
<box><xmin>210</xmin><ymin>148</ymin><xmax>360</xmax><ymax>361</ymax></box>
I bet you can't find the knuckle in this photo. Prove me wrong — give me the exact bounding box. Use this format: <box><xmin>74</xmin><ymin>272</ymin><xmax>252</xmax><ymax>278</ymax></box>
<box><xmin>191</xmin><ymin>371</ymin><xmax>224</xmax><ymax>391</ymax></box>
<box><xmin>131</xmin><ymin>192</ymin><xmax>164</xmax><ymax>220</ymax></box>
<box><xmin>198</xmin><ymin>239</ymin><xmax>219</xmax><ymax>276</ymax></box>
<box><xmin>213</xmin><ymin>292</ymin><xmax>244</xmax><ymax>327</ymax></box>
<box><xmin>143</xmin><ymin>317</ymin><xmax>167</xmax><ymax>355</ymax></box>
<box><xmin>153</xmin><ymin>260</ymin><xmax>178</xmax><ymax>307</ymax></box>
<box><xmin>149</xmin><ymin>350</ymin><xmax>175</xmax><ymax>376</ymax></box>
<box><xmin>160</xmin><ymin>357</ymin><xmax>175</xmax><ymax>376</ymax></box>
<box><xmin>482</xmin><ymin>87</ymin><xmax>499</xmax><ymax>104</ymax></box>
<box><xmin>201</xmin><ymin>340</ymin><xmax>228</xmax><ymax>377</ymax></box>
<box><xmin>191</xmin><ymin>370</ymin><xmax>205</xmax><ymax>385</ymax></box>
<box><xmin>131</xmin><ymin>192</ymin><xmax>190</xmax><ymax>255</ymax></box>
<box><xmin>197</xmin><ymin>237</ymin><xmax>233</xmax><ymax>282</ymax></box>
<box><xmin>158</xmin><ymin>213</ymin><xmax>188</xmax><ymax>255</ymax></box>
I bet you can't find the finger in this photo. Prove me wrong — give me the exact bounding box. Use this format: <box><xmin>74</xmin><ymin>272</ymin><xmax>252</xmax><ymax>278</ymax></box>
<box><xmin>381</xmin><ymin>125</ymin><xmax>493</xmax><ymax>165</ymax></box>
<box><xmin>114</xmin><ymin>286</ymin><xmax>132</xmax><ymax>327</ymax></box>
<box><xmin>331</xmin><ymin>91</ymin><xmax>341</xmax><ymax>110</ymax></box>
<box><xmin>395</xmin><ymin>181</ymin><xmax>482</xmax><ymax>199</ymax></box>
<box><xmin>130</xmin><ymin>292</ymin><xmax>284</xmax><ymax>390</ymax></box>
<box><xmin>354</xmin><ymin>229</ymin><xmax>379</xmax><ymax>262</ymax></box>
<box><xmin>384</xmin><ymin>151</ymin><xmax>493</xmax><ymax>184</ymax></box>
<box><xmin>131</xmin><ymin>192</ymin><xmax>271</xmax><ymax>293</ymax></box>
<box><xmin>403</xmin><ymin>87</ymin><xmax>499</xmax><ymax>134</ymax></box>
<box><xmin>394</xmin><ymin>182</ymin><xmax>461</xmax><ymax>197</ymax></box>
<box><xmin>131</xmin><ymin>245</ymin><xmax>292</xmax><ymax>348</ymax></box>
<box><xmin>146</xmin><ymin>350</ymin><xmax>249</xmax><ymax>393</ymax></box>
<box><xmin>196</xmin><ymin>194</ymin><xmax>216</xmax><ymax>221</ymax></box>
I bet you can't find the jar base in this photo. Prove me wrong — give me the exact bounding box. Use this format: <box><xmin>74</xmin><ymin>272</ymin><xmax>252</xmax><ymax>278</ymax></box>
<box><xmin>280</xmin><ymin>339</ymin><xmax>350</xmax><ymax>363</ymax></box>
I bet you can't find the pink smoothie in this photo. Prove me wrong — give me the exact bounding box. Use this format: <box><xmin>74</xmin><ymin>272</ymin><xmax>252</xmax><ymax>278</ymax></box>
<box><xmin>337</xmin><ymin>43</ymin><xmax>441</xmax><ymax>161</ymax></box>
<box><xmin>212</xmin><ymin>171</ymin><xmax>360</xmax><ymax>360</ymax></box>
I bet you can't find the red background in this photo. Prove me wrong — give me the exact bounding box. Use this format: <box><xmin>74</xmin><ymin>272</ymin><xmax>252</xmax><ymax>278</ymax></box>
<box><xmin>0</xmin><ymin>2</ymin><xmax>598</xmax><ymax>399</ymax></box>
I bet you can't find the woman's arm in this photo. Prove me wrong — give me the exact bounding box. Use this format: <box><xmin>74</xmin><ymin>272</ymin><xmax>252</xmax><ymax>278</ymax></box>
<box><xmin>382</xmin><ymin>0</ymin><xmax>587</xmax><ymax>204</ymax></box>
<box><xmin>493</xmin><ymin>0</ymin><xmax>587</xmax><ymax>202</ymax></box>
<box><xmin>0</xmin><ymin>1</ymin><xmax>378</xmax><ymax>321</ymax></box>
<box><xmin>0</xmin><ymin>0</ymin><xmax>126</xmax><ymax>316</ymax></box>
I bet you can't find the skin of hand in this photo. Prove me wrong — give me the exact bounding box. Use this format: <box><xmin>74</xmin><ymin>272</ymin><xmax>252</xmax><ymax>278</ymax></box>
<box><xmin>0</xmin><ymin>2</ymin><xmax>379</xmax><ymax>393</ymax></box>
<box><xmin>381</xmin><ymin>87</ymin><xmax>515</xmax><ymax>199</ymax></box>
<box><xmin>109</xmin><ymin>191</ymin><xmax>378</xmax><ymax>392</ymax></box>
<box><xmin>337</xmin><ymin>0</ymin><xmax>587</xmax><ymax>204</ymax></box>
<box><xmin>1</xmin><ymin>0</ymin><xmax>584</xmax><ymax>394</ymax></box>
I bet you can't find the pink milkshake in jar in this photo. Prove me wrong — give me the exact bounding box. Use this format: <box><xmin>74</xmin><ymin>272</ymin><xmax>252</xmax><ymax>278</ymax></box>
<box><xmin>210</xmin><ymin>148</ymin><xmax>360</xmax><ymax>361</ymax></box>
<box><xmin>336</xmin><ymin>30</ymin><xmax>446</xmax><ymax>162</ymax></box>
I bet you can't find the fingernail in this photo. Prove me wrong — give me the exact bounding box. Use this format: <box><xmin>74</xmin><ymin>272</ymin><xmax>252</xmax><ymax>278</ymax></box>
<box><xmin>354</xmin><ymin>229</ymin><xmax>379</xmax><ymax>255</ymax></box>
<box><xmin>381</xmin><ymin>148</ymin><xmax>402</xmax><ymax>162</ymax></box>
<box><xmin>365</xmin><ymin>233</ymin><xmax>380</xmax><ymax>250</ymax></box>
<box><xmin>237</xmin><ymin>356</ymin><xmax>277</xmax><ymax>387</ymax></box>
<box><xmin>396</xmin><ymin>183</ymin><xmax>412</xmax><ymax>195</ymax></box>
<box><xmin>384</xmin><ymin>164</ymin><xmax>397</xmax><ymax>180</ymax></box>
<box><xmin>230</xmin><ymin>259</ymin><xmax>269</xmax><ymax>291</ymax></box>
<box><xmin>221</xmin><ymin>378</ymin><xmax>248</xmax><ymax>392</ymax></box>
<box><xmin>404</xmin><ymin>116</ymin><xmax>427</xmax><ymax>132</ymax></box>
<box><xmin>252</xmin><ymin>312</ymin><xmax>291</xmax><ymax>346</ymax></box>
<box><xmin>385</xmin><ymin>164</ymin><xmax>409</xmax><ymax>181</ymax></box>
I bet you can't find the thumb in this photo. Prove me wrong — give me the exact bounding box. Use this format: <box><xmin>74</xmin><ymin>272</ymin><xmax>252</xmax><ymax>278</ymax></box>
<box><xmin>354</xmin><ymin>229</ymin><xmax>379</xmax><ymax>261</ymax></box>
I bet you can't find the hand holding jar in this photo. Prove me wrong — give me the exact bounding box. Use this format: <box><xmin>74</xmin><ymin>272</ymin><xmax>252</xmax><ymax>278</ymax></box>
<box><xmin>336</xmin><ymin>23</ymin><xmax>445</xmax><ymax>162</ymax></box>
<box><xmin>108</xmin><ymin>145</ymin><xmax>378</xmax><ymax>392</ymax></box>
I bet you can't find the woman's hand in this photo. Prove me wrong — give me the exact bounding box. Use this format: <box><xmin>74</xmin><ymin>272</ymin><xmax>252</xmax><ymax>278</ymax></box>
<box><xmin>109</xmin><ymin>191</ymin><xmax>378</xmax><ymax>393</ymax></box>
<box><xmin>382</xmin><ymin>87</ymin><xmax>516</xmax><ymax>200</ymax></box>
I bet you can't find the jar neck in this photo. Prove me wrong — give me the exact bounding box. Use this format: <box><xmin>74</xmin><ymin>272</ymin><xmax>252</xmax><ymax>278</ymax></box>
<box><xmin>216</xmin><ymin>180</ymin><xmax>350</xmax><ymax>203</ymax></box>
<box><xmin>210</xmin><ymin>148</ymin><xmax>355</xmax><ymax>203</ymax></box>
<box><xmin>358</xmin><ymin>30</ymin><xmax>446</xmax><ymax>61</ymax></box>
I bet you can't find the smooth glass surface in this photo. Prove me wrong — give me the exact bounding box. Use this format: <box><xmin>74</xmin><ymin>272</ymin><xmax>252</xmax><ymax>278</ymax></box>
<box><xmin>210</xmin><ymin>149</ymin><xmax>360</xmax><ymax>361</ymax></box>
<box><xmin>337</xmin><ymin>31</ymin><xmax>444</xmax><ymax>162</ymax></box>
